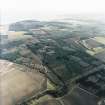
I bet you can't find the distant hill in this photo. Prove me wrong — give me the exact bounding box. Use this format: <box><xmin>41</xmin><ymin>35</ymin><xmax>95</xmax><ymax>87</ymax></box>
<box><xmin>9</xmin><ymin>20</ymin><xmax>44</xmax><ymax>31</ymax></box>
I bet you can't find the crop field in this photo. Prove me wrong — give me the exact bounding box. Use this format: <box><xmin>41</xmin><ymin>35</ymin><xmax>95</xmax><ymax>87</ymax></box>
<box><xmin>93</xmin><ymin>37</ymin><xmax>105</xmax><ymax>45</ymax></box>
<box><xmin>8</xmin><ymin>31</ymin><xmax>32</xmax><ymax>41</ymax></box>
<box><xmin>0</xmin><ymin>60</ymin><xmax>47</xmax><ymax>105</ymax></box>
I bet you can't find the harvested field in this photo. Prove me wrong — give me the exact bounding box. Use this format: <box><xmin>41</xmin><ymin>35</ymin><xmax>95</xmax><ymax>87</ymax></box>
<box><xmin>93</xmin><ymin>37</ymin><xmax>105</xmax><ymax>45</ymax></box>
<box><xmin>0</xmin><ymin>59</ymin><xmax>47</xmax><ymax>105</ymax></box>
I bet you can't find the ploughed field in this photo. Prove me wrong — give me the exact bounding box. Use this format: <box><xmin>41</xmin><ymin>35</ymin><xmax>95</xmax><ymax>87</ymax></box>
<box><xmin>0</xmin><ymin>60</ymin><xmax>47</xmax><ymax>105</ymax></box>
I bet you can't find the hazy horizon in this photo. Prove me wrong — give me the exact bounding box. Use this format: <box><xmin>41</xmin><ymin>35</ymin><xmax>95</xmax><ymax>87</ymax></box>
<box><xmin>1</xmin><ymin>0</ymin><xmax>105</xmax><ymax>24</ymax></box>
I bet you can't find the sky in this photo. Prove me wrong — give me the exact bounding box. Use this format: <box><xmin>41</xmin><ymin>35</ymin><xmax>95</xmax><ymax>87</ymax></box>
<box><xmin>1</xmin><ymin>0</ymin><xmax>105</xmax><ymax>24</ymax></box>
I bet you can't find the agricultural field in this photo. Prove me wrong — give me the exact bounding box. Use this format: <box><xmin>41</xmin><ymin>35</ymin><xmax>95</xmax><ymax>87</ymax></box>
<box><xmin>0</xmin><ymin>60</ymin><xmax>47</xmax><ymax>105</ymax></box>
